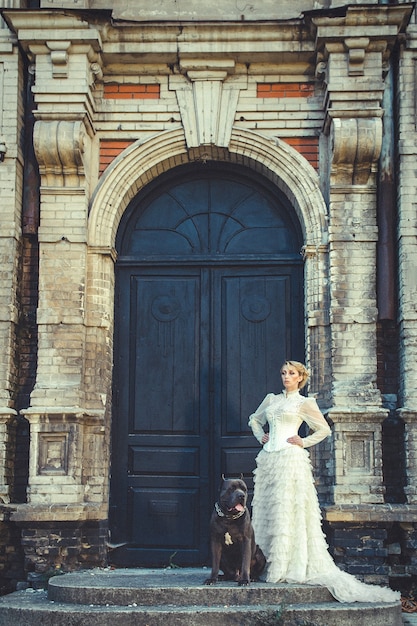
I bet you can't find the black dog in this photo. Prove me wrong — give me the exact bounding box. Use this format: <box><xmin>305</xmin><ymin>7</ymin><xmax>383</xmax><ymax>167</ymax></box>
<box><xmin>204</xmin><ymin>476</ymin><xmax>266</xmax><ymax>586</ymax></box>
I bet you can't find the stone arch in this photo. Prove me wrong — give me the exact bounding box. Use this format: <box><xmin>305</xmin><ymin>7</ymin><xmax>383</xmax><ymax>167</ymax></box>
<box><xmin>88</xmin><ymin>126</ymin><xmax>328</xmax><ymax>250</ymax></box>
<box><xmin>87</xmin><ymin>126</ymin><xmax>330</xmax><ymax>398</ymax></box>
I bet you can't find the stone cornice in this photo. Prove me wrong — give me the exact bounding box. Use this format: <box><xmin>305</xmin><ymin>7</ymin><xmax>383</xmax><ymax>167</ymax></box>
<box><xmin>1</xmin><ymin>10</ymin><xmax>103</xmax><ymax>59</ymax></box>
<box><xmin>2</xmin><ymin>9</ymin><xmax>316</xmax><ymax>74</ymax></box>
<box><xmin>21</xmin><ymin>407</ymin><xmax>105</xmax><ymax>424</ymax></box>
<box><xmin>311</xmin><ymin>3</ymin><xmax>414</xmax><ymax>55</ymax></box>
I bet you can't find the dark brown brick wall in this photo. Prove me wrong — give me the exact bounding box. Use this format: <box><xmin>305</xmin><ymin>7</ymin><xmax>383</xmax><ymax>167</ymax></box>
<box><xmin>19</xmin><ymin>521</ymin><xmax>108</xmax><ymax>579</ymax></box>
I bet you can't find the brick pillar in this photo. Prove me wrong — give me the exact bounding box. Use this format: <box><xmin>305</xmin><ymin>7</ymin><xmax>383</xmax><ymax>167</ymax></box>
<box><xmin>325</xmin><ymin>180</ymin><xmax>387</xmax><ymax>503</ymax></box>
<box><xmin>312</xmin><ymin>8</ymin><xmax>403</xmax><ymax>504</ymax></box>
<box><xmin>7</xmin><ymin>14</ymin><xmax>109</xmax><ymax>514</ymax></box>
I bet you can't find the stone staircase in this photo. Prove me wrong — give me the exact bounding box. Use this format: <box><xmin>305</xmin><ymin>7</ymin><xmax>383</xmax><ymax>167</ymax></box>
<box><xmin>0</xmin><ymin>567</ymin><xmax>403</xmax><ymax>625</ymax></box>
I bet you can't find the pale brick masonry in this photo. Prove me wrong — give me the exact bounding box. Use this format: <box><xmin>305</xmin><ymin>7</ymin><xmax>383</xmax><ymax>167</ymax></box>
<box><xmin>0</xmin><ymin>0</ymin><xmax>416</xmax><ymax>593</ymax></box>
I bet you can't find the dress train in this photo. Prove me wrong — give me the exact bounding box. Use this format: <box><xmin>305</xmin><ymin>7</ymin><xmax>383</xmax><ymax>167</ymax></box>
<box><xmin>251</xmin><ymin>447</ymin><xmax>400</xmax><ymax>603</ymax></box>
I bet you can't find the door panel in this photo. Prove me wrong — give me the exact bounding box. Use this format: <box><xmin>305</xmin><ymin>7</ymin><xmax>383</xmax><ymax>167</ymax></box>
<box><xmin>130</xmin><ymin>275</ymin><xmax>200</xmax><ymax>433</ymax></box>
<box><xmin>110</xmin><ymin>268</ymin><xmax>209</xmax><ymax>566</ymax></box>
<box><xmin>110</xmin><ymin>264</ymin><xmax>301</xmax><ymax>566</ymax></box>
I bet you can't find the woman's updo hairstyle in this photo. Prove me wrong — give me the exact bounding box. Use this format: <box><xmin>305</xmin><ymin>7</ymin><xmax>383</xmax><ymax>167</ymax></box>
<box><xmin>281</xmin><ymin>360</ymin><xmax>310</xmax><ymax>389</ymax></box>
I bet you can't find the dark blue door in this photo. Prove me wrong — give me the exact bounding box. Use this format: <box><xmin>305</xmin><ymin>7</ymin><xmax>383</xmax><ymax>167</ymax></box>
<box><xmin>109</xmin><ymin>163</ymin><xmax>303</xmax><ymax>566</ymax></box>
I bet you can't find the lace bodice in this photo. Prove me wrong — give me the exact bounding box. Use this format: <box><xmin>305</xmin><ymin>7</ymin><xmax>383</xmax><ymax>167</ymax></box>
<box><xmin>248</xmin><ymin>390</ymin><xmax>331</xmax><ymax>451</ymax></box>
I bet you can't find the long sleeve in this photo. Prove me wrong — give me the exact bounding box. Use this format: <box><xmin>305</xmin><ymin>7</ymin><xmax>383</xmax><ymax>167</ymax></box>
<box><xmin>299</xmin><ymin>397</ymin><xmax>331</xmax><ymax>448</ymax></box>
<box><xmin>248</xmin><ymin>393</ymin><xmax>274</xmax><ymax>444</ymax></box>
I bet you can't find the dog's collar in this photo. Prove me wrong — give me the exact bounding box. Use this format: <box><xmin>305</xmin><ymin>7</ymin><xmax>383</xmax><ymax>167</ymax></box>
<box><xmin>215</xmin><ymin>501</ymin><xmax>246</xmax><ymax>520</ymax></box>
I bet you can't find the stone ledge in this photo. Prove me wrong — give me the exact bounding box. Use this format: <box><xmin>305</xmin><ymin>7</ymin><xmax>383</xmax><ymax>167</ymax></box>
<box><xmin>7</xmin><ymin>503</ymin><xmax>107</xmax><ymax>523</ymax></box>
<box><xmin>323</xmin><ymin>503</ymin><xmax>417</xmax><ymax>523</ymax></box>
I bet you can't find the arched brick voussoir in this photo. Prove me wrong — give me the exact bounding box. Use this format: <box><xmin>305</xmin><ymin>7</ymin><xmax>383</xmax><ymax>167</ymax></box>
<box><xmin>88</xmin><ymin>126</ymin><xmax>328</xmax><ymax>251</ymax></box>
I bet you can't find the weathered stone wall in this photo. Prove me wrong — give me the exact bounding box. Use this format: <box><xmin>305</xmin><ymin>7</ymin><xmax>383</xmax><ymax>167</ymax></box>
<box><xmin>0</xmin><ymin>0</ymin><xmax>416</xmax><ymax>587</ymax></box>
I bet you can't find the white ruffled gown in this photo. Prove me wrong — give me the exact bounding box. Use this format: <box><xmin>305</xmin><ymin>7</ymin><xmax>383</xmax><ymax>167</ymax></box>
<box><xmin>248</xmin><ymin>390</ymin><xmax>400</xmax><ymax>603</ymax></box>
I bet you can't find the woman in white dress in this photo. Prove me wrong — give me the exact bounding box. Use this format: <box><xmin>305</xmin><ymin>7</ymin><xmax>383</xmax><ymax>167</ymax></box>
<box><xmin>248</xmin><ymin>360</ymin><xmax>400</xmax><ymax>603</ymax></box>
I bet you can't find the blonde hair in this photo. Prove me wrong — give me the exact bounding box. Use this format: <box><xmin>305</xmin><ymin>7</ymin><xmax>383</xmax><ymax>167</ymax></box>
<box><xmin>281</xmin><ymin>360</ymin><xmax>310</xmax><ymax>389</ymax></box>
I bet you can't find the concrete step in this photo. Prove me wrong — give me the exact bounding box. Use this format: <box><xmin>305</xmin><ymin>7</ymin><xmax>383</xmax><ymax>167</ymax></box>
<box><xmin>0</xmin><ymin>568</ymin><xmax>403</xmax><ymax>626</ymax></box>
<box><xmin>48</xmin><ymin>567</ymin><xmax>336</xmax><ymax>605</ymax></box>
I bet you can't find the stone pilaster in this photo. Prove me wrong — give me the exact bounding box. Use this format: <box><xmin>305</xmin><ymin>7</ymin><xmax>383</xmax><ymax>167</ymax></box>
<box><xmin>312</xmin><ymin>4</ymin><xmax>412</xmax><ymax>503</ymax></box>
<box><xmin>3</xmin><ymin>11</ymin><xmax>106</xmax><ymax>510</ymax></box>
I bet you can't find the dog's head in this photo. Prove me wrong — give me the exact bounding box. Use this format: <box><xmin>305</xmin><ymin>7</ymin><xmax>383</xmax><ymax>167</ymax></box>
<box><xmin>218</xmin><ymin>477</ymin><xmax>248</xmax><ymax>516</ymax></box>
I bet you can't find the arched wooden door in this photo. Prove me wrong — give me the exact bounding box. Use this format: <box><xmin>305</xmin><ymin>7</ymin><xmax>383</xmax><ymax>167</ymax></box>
<box><xmin>109</xmin><ymin>163</ymin><xmax>304</xmax><ymax>566</ymax></box>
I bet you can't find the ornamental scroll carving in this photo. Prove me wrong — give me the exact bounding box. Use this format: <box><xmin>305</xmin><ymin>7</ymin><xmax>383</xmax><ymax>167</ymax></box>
<box><xmin>33</xmin><ymin>120</ymin><xmax>87</xmax><ymax>187</ymax></box>
<box><xmin>330</xmin><ymin>116</ymin><xmax>382</xmax><ymax>186</ymax></box>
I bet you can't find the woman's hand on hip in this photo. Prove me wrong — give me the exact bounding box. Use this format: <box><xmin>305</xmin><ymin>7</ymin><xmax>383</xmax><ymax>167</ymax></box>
<box><xmin>287</xmin><ymin>435</ymin><xmax>303</xmax><ymax>447</ymax></box>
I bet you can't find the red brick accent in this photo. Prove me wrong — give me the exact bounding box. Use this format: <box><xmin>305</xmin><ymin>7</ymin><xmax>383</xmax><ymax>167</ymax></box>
<box><xmin>99</xmin><ymin>140</ymin><xmax>134</xmax><ymax>176</ymax></box>
<box><xmin>257</xmin><ymin>82</ymin><xmax>314</xmax><ymax>98</ymax></box>
<box><xmin>104</xmin><ymin>83</ymin><xmax>160</xmax><ymax>99</ymax></box>
<box><xmin>282</xmin><ymin>137</ymin><xmax>319</xmax><ymax>170</ymax></box>
<box><xmin>99</xmin><ymin>136</ymin><xmax>318</xmax><ymax>176</ymax></box>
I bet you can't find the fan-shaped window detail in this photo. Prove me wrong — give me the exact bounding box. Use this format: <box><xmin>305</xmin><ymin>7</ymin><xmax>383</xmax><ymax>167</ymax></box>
<box><xmin>120</xmin><ymin>170</ymin><xmax>302</xmax><ymax>258</ymax></box>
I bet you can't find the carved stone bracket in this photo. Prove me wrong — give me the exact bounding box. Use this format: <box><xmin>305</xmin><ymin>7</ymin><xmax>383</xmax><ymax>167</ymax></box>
<box><xmin>329</xmin><ymin>116</ymin><xmax>383</xmax><ymax>186</ymax></box>
<box><xmin>33</xmin><ymin>119</ymin><xmax>87</xmax><ymax>187</ymax></box>
<box><xmin>344</xmin><ymin>37</ymin><xmax>369</xmax><ymax>77</ymax></box>
<box><xmin>169</xmin><ymin>60</ymin><xmax>246</xmax><ymax>148</ymax></box>
<box><xmin>46</xmin><ymin>41</ymin><xmax>70</xmax><ymax>78</ymax></box>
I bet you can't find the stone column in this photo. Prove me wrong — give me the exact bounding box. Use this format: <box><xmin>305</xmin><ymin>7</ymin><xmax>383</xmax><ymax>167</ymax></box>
<box><xmin>5</xmin><ymin>12</ymin><xmax>106</xmax><ymax>510</ymax></box>
<box><xmin>326</xmin><ymin>59</ymin><xmax>386</xmax><ymax>505</ymax></box>
<box><xmin>312</xmin><ymin>5</ymin><xmax>412</xmax><ymax>504</ymax></box>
